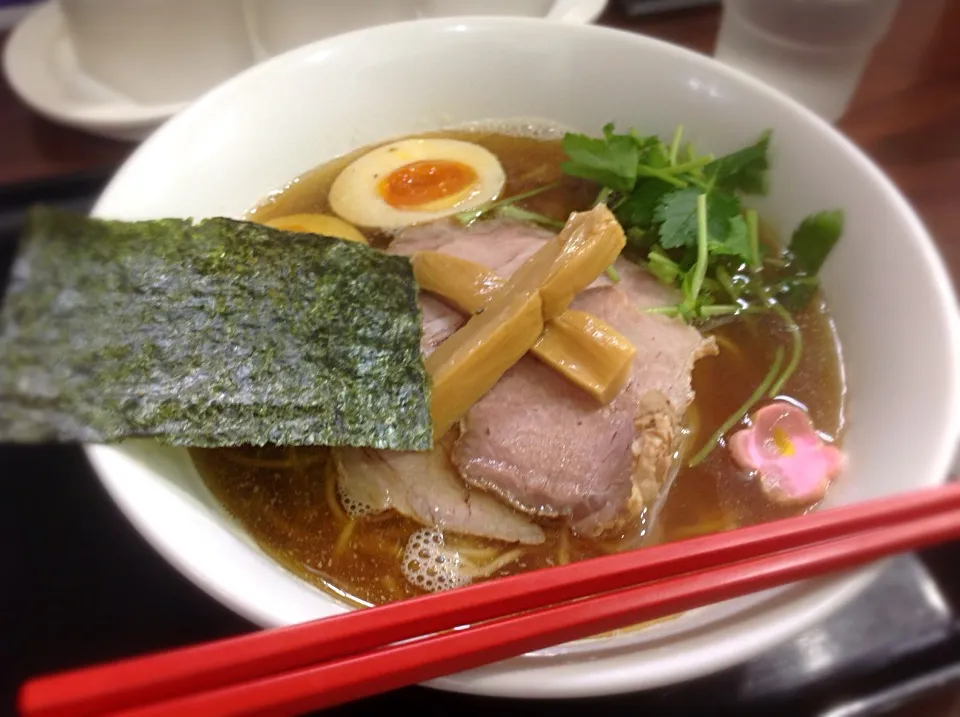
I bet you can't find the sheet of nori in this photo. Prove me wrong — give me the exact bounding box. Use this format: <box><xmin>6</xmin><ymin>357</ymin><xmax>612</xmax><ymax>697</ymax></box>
<box><xmin>0</xmin><ymin>206</ymin><xmax>431</xmax><ymax>450</ymax></box>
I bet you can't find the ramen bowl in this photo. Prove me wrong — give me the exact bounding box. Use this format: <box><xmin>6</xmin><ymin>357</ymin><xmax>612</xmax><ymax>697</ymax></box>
<box><xmin>87</xmin><ymin>17</ymin><xmax>960</xmax><ymax>698</ymax></box>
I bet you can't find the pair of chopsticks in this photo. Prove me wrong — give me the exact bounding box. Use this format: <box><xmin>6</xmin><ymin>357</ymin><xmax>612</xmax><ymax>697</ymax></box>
<box><xmin>20</xmin><ymin>481</ymin><xmax>960</xmax><ymax>717</ymax></box>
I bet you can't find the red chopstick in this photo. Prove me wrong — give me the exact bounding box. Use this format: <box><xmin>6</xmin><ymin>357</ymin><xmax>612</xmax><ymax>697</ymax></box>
<box><xmin>19</xmin><ymin>482</ymin><xmax>960</xmax><ymax>717</ymax></box>
<box><xmin>113</xmin><ymin>501</ymin><xmax>960</xmax><ymax>717</ymax></box>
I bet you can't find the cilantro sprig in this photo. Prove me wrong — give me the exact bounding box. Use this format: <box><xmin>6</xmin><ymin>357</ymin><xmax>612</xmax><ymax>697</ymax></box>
<box><xmin>560</xmin><ymin>124</ymin><xmax>771</xmax><ymax>313</ymax></box>
<box><xmin>558</xmin><ymin>122</ymin><xmax>844</xmax><ymax>464</ymax></box>
<box><xmin>559</xmin><ymin>123</ymin><xmax>842</xmax><ymax>321</ymax></box>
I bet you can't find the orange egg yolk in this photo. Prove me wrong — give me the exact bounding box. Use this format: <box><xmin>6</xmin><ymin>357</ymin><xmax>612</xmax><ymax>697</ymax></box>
<box><xmin>378</xmin><ymin>160</ymin><xmax>478</xmax><ymax>209</ymax></box>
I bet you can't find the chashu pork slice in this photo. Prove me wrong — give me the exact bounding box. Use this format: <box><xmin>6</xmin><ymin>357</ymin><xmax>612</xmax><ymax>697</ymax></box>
<box><xmin>389</xmin><ymin>217</ymin><xmax>551</xmax><ymax>278</ymax></box>
<box><xmin>454</xmin><ymin>262</ymin><xmax>716</xmax><ymax>535</ymax></box>
<box><xmin>396</xmin><ymin>219</ymin><xmax>714</xmax><ymax>536</ymax></box>
<box><xmin>387</xmin><ymin>218</ymin><xmax>715</xmax><ymax>537</ymax></box>
<box><xmin>419</xmin><ymin>293</ymin><xmax>466</xmax><ymax>356</ymax></box>
<box><xmin>333</xmin><ymin>435</ymin><xmax>545</xmax><ymax>545</ymax></box>
<box><xmin>389</xmin><ymin>218</ymin><xmax>552</xmax><ymax>355</ymax></box>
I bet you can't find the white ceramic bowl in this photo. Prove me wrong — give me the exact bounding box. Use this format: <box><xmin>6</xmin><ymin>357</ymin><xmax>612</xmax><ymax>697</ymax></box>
<box><xmin>87</xmin><ymin>17</ymin><xmax>960</xmax><ymax>699</ymax></box>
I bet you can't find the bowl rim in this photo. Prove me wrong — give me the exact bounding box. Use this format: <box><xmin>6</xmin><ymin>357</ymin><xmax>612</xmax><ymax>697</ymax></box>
<box><xmin>87</xmin><ymin>15</ymin><xmax>960</xmax><ymax>698</ymax></box>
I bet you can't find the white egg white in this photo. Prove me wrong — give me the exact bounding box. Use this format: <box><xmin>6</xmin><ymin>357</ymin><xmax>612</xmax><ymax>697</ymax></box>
<box><xmin>328</xmin><ymin>138</ymin><xmax>506</xmax><ymax>229</ymax></box>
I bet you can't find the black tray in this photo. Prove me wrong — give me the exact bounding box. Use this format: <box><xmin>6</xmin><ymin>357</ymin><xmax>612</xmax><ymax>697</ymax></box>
<box><xmin>2</xmin><ymin>173</ymin><xmax>959</xmax><ymax>717</ymax></box>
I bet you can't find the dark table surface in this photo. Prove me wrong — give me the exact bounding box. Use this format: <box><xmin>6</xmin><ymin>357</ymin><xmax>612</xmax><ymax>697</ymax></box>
<box><xmin>2</xmin><ymin>2</ymin><xmax>960</xmax><ymax>716</ymax></box>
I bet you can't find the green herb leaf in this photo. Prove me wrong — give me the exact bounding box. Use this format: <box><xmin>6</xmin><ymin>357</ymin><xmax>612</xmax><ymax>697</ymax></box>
<box><xmin>708</xmin><ymin>214</ymin><xmax>751</xmax><ymax>261</ymax></box>
<box><xmin>646</xmin><ymin>246</ymin><xmax>681</xmax><ymax>284</ymax></box>
<box><xmin>614</xmin><ymin>179</ymin><xmax>673</xmax><ymax>229</ymax></box>
<box><xmin>640</xmin><ymin>141</ymin><xmax>671</xmax><ymax>170</ymax></box>
<box><xmin>655</xmin><ymin>187</ymin><xmax>701</xmax><ymax>249</ymax></box>
<box><xmin>704</xmin><ymin>130</ymin><xmax>772</xmax><ymax>195</ymax></box>
<box><xmin>0</xmin><ymin>207</ymin><xmax>433</xmax><ymax>450</ymax></box>
<box><xmin>776</xmin><ymin>276</ymin><xmax>820</xmax><ymax>312</ymax></box>
<box><xmin>495</xmin><ymin>205</ymin><xmax>564</xmax><ymax>230</ymax></box>
<box><xmin>789</xmin><ymin>208</ymin><xmax>844</xmax><ymax>275</ymax></box>
<box><xmin>707</xmin><ymin>192</ymin><xmax>743</xmax><ymax>238</ymax></box>
<box><xmin>627</xmin><ymin>127</ymin><xmax>662</xmax><ymax>152</ymax></box>
<box><xmin>561</xmin><ymin>128</ymin><xmax>639</xmax><ymax>193</ymax></box>
<box><xmin>654</xmin><ymin>188</ymin><xmax>742</xmax><ymax>250</ymax></box>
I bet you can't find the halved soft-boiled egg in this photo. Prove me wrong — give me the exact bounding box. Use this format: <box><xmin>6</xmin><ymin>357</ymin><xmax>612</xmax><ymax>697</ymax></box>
<box><xmin>328</xmin><ymin>138</ymin><xmax>506</xmax><ymax>229</ymax></box>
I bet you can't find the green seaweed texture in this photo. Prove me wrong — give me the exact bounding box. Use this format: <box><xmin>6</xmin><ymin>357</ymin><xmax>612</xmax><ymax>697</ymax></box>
<box><xmin>0</xmin><ymin>206</ymin><xmax>431</xmax><ymax>450</ymax></box>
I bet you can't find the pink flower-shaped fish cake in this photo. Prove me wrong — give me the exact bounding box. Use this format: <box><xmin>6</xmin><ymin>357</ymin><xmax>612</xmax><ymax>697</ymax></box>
<box><xmin>729</xmin><ymin>401</ymin><xmax>843</xmax><ymax>506</ymax></box>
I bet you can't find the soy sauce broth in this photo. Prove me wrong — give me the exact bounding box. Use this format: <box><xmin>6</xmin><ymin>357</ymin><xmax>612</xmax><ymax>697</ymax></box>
<box><xmin>192</xmin><ymin>128</ymin><xmax>846</xmax><ymax>607</ymax></box>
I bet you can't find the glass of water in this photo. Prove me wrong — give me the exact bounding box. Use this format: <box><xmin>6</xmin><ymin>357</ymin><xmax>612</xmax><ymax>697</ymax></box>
<box><xmin>714</xmin><ymin>0</ymin><xmax>900</xmax><ymax>122</ymax></box>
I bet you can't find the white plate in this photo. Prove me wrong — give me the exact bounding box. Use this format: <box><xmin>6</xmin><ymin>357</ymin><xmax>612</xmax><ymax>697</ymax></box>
<box><xmin>87</xmin><ymin>16</ymin><xmax>960</xmax><ymax>700</ymax></box>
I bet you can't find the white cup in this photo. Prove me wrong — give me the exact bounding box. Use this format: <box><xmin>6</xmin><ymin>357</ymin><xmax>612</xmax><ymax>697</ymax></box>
<box><xmin>244</xmin><ymin>0</ymin><xmax>419</xmax><ymax>58</ymax></box>
<box><xmin>714</xmin><ymin>0</ymin><xmax>899</xmax><ymax>122</ymax></box>
<box><xmin>58</xmin><ymin>0</ymin><xmax>255</xmax><ymax>106</ymax></box>
<box><xmin>244</xmin><ymin>0</ymin><xmax>564</xmax><ymax>58</ymax></box>
<box><xmin>416</xmin><ymin>0</ymin><xmax>555</xmax><ymax>17</ymax></box>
